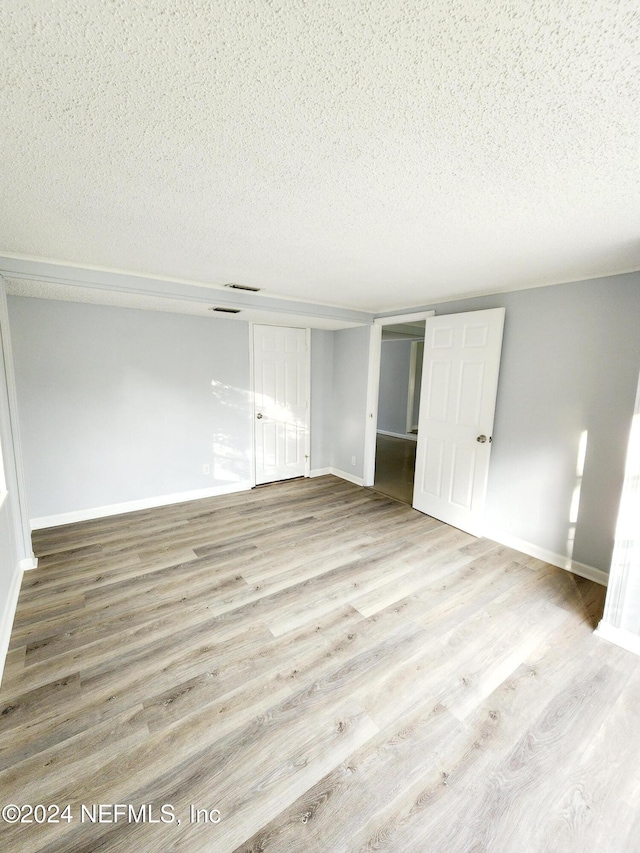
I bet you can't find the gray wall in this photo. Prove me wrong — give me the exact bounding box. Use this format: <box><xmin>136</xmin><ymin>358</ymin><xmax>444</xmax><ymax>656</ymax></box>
<box><xmin>8</xmin><ymin>298</ymin><xmax>253</xmax><ymax>518</ymax></box>
<box><xmin>8</xmin><ymin>298</ymin><xmax>369</xmax><ymax>518</ymax></box>
<box><xmin>310</xmin><ymin>329</ymin><xmax>334</xmax><ymax>470</ymax></box>
<box><xmin>377</xmin><ymin>339</ymin><xmax>412</xmax><ymax>434</ymax></box>
<box><xmin>402</xmin><ymin>273</ymin><xmax>640</xmax><ymax>573</ymax></box>
<box><xmin>331</xmin><ymin>325</ymin><xmax>370</xmax><ymax>478</ymax></box>
<box><xmin>412</xmin><ymin>341</ymin><xmax>424</xmax><ymax>428</ymax></box>
<box><xmin>11</xmin><ymin>271</ymin><xmax>640</xmax><ymax>576</ymax></box>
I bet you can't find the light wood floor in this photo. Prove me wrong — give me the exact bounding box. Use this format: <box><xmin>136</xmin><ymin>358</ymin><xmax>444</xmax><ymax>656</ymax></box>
<box><xmin>1</xmin><ymin>476</ymin><xmax>639</xmax><ymax>852</ymax></box>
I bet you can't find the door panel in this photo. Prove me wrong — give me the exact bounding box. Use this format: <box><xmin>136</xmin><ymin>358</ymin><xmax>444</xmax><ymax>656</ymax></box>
<box><xmin>253</xmin><ymin>325</ymin><xmax>308</xmax><ymax>485</ymax></box>
<box><xmin>413</xmin><ymin>308</ymin><xmax>505</xmax><ymax>535</ymax></box>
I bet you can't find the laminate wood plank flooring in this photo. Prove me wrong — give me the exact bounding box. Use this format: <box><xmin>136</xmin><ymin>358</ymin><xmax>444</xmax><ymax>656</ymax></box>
<box><xmin>1</xmin><ymin>475</ymin><xmax>638</xmax><ymax>852</ymax></box>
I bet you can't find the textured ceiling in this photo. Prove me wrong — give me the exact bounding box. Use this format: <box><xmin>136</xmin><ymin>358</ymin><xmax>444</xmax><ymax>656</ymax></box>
<box><xmin>1</xmin><ymin>1</ymin><xmax>639</xmax><ymax>312</ymax></box>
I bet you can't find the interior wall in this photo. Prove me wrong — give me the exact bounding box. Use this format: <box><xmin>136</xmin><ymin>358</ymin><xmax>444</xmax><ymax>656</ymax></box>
<box><xmin>412</xmin><ymin>340</ymin><xmax>424</xmax><ymax>428</ymax></box>
<box><xmin>397</xmin><ymin>272</ymin><xmax>640</xmax><ymax>574</ymax></box>
<box><xmin>8</xmin><ymin>298</ymin><xmax>355</xmax><ymax>521</ymax></box>
<box><xmin>8</xmin><ymin>297</ymin><xmax>254</xmax><ymax>520</ymax></box>
<box><xmin>310</xmin><ymin>329</ymin><xmax>334</xmax><ymax>471</ymax></box>
<box><xmin>331</xmin><ymin>325</ymin><xmax>370</xmax><ymax>479</ymax></box>
<box><xmin>11</xmin><ymin>271</ymin><xmax>639</xmax><ymax>577</ymax></box>
<box><xmin>377</xmin><ymin>339</ymin><xmax>412</xmax><ymax>435</ymax></box>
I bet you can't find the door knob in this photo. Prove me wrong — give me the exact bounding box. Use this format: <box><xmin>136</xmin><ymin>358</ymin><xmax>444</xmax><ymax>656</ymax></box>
<box><xmin>476</xmin><ymin>434</ymin><xmax>487</xmax><ymax>443</ymax></box>
<box><xmin>256</xmin><ymin>413</ymin><xmax>263</xmax><ymax>419</ymax></box>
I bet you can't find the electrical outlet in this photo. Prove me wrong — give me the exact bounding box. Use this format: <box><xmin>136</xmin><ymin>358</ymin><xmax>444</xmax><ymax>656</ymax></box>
<box><xmin>351</xmin><ymin>456</ymin><xmax>356</xmax><ymax>466</ymax></box>
<box><xmin>203</xmin><ymin>464</ymin><xmax>210</xmax><ymax>475</ymax></box>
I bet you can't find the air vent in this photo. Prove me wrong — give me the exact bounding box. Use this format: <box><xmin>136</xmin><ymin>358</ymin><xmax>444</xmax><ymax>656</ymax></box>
<box><xmin>224</xmin><ymin>283</ymin><xmax>261</xmax><ymax>293</ymax></box>
<box><xmin>210</xmin><ymin>307</ymin><xmax>241</xmax><ymax>314</ymax></box>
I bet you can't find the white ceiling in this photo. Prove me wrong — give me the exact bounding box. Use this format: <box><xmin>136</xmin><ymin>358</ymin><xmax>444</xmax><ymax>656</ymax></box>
<box><xmin>1</xmin><ymin>1</ymin><xmax>638</xmax><ymax>314</ymax></box>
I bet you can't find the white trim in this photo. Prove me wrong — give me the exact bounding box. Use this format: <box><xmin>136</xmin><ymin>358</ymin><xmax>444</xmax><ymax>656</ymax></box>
<box><xmin>363</xmin><ymin>324</ymin><xmax>382</xmax><ymax>487</ymax></box>
<box><xmin>594</xmin><ymin>621</ymin><xmax>640</xmax><ymax>657</ymax></box>
<box><xmin>406</xmin><ymin>340</ymin><xmax>419</xmax><ymax>435</ymax></box>
<box><xmin>364</xmin><ymin>311</ymin><xmax>434</xmax><ymax>488</ymax></box>
<box><xmin>19</xmin><ymin>556</ymin><xmax>38</xmax><ymax>570</ymax></box>
<box><xmin>0</xmin><ymin>278</ymin><xmax>36</xmax><ymax>564</ymax></box>
<box><xmin>485</xmin><ymin>526</ymin><xmax>609</xmax><ymax>586</ymax></box>
<box><xmin>371</xmin><ymin>271</ymin><xmax>640</xmax><ymax>317</ymax></box>
<box><xmin>377</xmin><ymin>429</ymin><xmax>418</xmax><ymax>442</ymax></box>
<box><xmin>328</xmin><ymin>468</ymin><xmax>365</xmax><ymax>487</ymax></box>
<box><xmin>5</xmin><ymin>254</ymin><xmax>638</xmax><ymax>321</ymax></box>
<box><xmin>0</xmin><ymin>254</ymin><xmax>374</xmax><ymax>326</ymax></box>
<box><xmin>304</xmin><ymin>327</ymin><xmax>311</xmax><ymax>478</ymax></box>
<box><xmin>249</xmin><ymin>322</ymin><xmax>257</xmax><ymax>488</ymax></box>
<box><xmin>373</xmin><ymin>311</ymin><xmax>435</xmax><ymax>326</ymax></box>
<box><xmin>309</xmin><ymin>467</ymin><xmax>365</xmax><ymax>487</ymax></box>
<box><xmin>30</xmin><ymin>482</ymin><xmax>252</xmax><ymax>530</ymax></box>
<box><xmin>0</xmin><ymin>563</ymin><xmax>23</xmax><ymax>687</ymax></box>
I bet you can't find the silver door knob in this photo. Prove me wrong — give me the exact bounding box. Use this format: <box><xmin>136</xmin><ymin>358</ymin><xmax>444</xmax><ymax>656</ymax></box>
<box><xmin>476</xmin><ymin>434</ymin><xmax>487</xmax><ymax>443</ymax></box>
<box><xmin>256</xmin><ymin>413</ymin><xmax>263</xmax><ymax>419</ymax></box>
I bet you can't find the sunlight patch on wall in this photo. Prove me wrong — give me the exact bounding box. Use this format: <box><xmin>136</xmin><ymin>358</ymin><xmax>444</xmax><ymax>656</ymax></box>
<box><xmin>566</xmin><ymin>429</ymin><xmax>588</xmax><ymax>559</ymax></box>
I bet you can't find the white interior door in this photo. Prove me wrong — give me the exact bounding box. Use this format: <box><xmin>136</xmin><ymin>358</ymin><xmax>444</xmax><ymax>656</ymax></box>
<box><xmin>253</xmin><ymin>324</ymin><xmax>309</xmax><ymax>486</ymax></box>
<box><xmin>413</xmin><ymin>308</ymin><xmax>505</xmax><ymax>535</ymax></box>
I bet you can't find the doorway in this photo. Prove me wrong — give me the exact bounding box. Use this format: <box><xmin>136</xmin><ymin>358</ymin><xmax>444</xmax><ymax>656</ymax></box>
<box><xmin>374</xmin><ymin>322</ymin><xmax>426</xmax><ymax>502</ymax></box>
<box><xmin>363</xmin><ymin>312</ymin><xmax>434</xmax><ymax>503</ymax></box>
<box><xmin>364</xmin><ymin>307</ymin><xmax>505</xmax><ymax>536</ymax></box>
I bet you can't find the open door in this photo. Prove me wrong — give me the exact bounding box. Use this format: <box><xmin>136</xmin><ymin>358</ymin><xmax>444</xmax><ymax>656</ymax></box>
<box><xmin>413</xmin><ymin>308</ymin><xmax>505</xmax><ymax>536</ymax></box>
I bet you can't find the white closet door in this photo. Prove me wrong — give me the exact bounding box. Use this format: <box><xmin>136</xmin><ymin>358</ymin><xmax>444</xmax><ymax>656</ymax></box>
<box><xmin>253</xmin><ymin>325</ymin><xmax>308</xmax><ymax>485</ymax></box>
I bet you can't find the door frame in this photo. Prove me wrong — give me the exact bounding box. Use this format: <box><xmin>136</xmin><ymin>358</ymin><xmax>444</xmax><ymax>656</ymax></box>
<box><xmin>249</xmin><ymin>323</ymin><xmax>311</xmax><ymax>487</ymax></box>
<box><xmin>405</xmin><ymin>339</ymin><xmax>423</xmax><ymax>435</ymax></box>
<box><xmin>0</xmin><ymin>280</ymin><xmax>36</xmax><ymax>568</ymax></box>
<box><xmin>363</xmin><ymin>311</ymin><xmax>435</xmax><ymax>487</ymax></box>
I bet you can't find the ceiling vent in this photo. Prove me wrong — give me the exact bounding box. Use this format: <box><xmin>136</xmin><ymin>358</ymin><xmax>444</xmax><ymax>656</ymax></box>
<box><xmin>210</xmin><ymin>306</ymin><xmax>241</xmax><ymax>314</ymax></box>
<box><xmin>224</xmin><ymin>283</ymin><xmax>261</xmax><ymax>293</ymax></box>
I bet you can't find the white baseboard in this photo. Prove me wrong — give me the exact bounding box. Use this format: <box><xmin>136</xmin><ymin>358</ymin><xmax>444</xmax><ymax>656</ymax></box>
<box><xmin>377</xmin><ymin>430</ymin><xmax>418</xmax><ymax>442</ymax></box>
<box><xmin>30</xmin><ymin>481</ymin><xmax>252</xmax><ymax>530</ymax></box>
<box><xmin>18</xmin><ymin>556</ymin><xmax>38</xmax><ymax>571</ymax></box>
<box><xmin>309</xmin><ymin>467</ymin><xmax>365</xmax><ymax>486</ymax></box>
<box><xmin>484</xmin><ymin>527</ymin><xmax>609</xmax><ymax>587</ymax></box>
<box><xmin>594</xmin><ymin>621</ymin><xmax>640</xmax><ymax>657</ymax></box>
<box><xmin>328</xmin><ymin>468</ymin><xmax>365</xmax><ymax>487</ymax></box>
<box><xmin>0</xmin><ymin>564</ymin><xmax>23</xmax><ymax>686</ymax></box>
